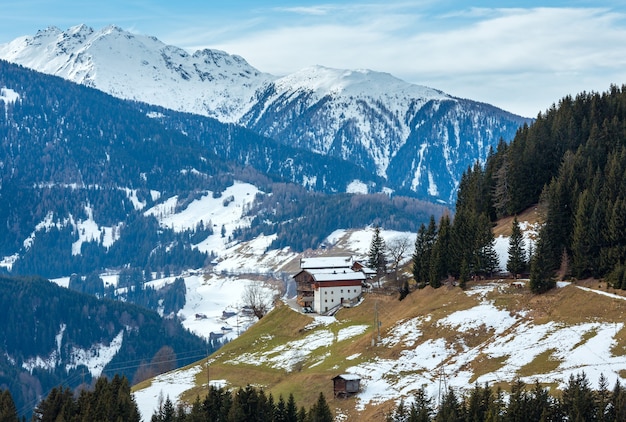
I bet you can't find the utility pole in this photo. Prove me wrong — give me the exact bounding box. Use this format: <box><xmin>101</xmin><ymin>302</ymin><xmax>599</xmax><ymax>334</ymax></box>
<box><xmin>206</xmin><ymin>346</ymin><xmax>210</xmax><ymax>390</ymax></box>
<box><xmin>374</xmin><ymin>301</ymin><xmax>381</xmax><ymax>344</ymax></box>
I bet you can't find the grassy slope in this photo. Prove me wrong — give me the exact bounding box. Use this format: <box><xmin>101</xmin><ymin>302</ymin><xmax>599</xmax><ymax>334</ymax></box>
<box><xmin>158</xmin><ymin>277</ymin><xmax>626</xmax><ymax>421</ymax></box>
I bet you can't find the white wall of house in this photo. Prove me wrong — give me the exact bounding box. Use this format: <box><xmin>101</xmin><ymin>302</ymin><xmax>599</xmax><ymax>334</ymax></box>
<box><xmin>313</xmin><ymin>284</ymin><xmax>362</xmax><ymax>313</ymax></box>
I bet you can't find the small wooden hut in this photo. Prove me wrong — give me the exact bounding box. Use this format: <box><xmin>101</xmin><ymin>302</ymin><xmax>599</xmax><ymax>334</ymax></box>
<box><xmin>332</xmin><ymin>374</ymin><xmax>361</xmax><ymax>398</ymax></box>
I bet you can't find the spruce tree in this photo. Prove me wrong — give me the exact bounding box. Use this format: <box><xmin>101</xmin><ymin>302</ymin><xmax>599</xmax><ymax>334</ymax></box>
<box><xmin>412</xmin><ymin>216</ymin><xmax>437</xmax><ymax>288</ymax></box>
<box><xmin>529</xmin><ymin>232</ymin><xmax>556</xmax><ymax>294</ymax></box>
<box><xmin>368</xmin><ymin>225</ymin><xmax>387</xmax><ymax>288</ymax></box>
<box><xmin>0</xmin><ymin>390</ymin><xmax>18</xmax><ymax>422</ymax></box>
<box><xmin>307</xmin><ymin>392</ymin><xmax>332</xmax><ymax>422</ymax></box>
<box><xmin>506</xmin><ymin>216</ymin><xmax>526</xmax><ymax>279</ymax></box>
<box><xmin>429</xmin><ymin>215</ymin><xmax>451</xmax><ymax>287</ymax></box>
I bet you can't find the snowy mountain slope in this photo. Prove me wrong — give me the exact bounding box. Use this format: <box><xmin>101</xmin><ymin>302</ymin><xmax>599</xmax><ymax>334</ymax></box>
<box><xmin>0</xmin><ymin>24</ymin><xmax>273</xmax><ymax>122</ymax></box>
<box><xmin>244</xmin><ymin>66</ymin><xmax>528</xmax><ymax>202</ymax></box>
<box><xmin>133</xmin><ymin>279</ymin><xmax>626</xmax><ymax>421</ymax></box>
<box><xmin>0</xmin><ymin>25</ymin><xmax>531</xmax><ymax>203</ymax></box>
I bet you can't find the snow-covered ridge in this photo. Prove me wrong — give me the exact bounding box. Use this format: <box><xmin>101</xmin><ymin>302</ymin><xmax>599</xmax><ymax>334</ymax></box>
<box><xmin>273</xmin><ymin>65</ymin><xmax>448</xmax><ymax>101</ymax></box>
<box><xmin>0</xmin><ymin>24</ymin><xmax>529</xmax><ymax>203</ymax></box>
<box><xmin>0</xmin><ymin>24</ymin><xmax>274</xmax><ymax>122</ymax></box>
<box><xmin>20</xmin><ymin>324</ymin><xmax>124</xmax><ymax>379</ymax></box>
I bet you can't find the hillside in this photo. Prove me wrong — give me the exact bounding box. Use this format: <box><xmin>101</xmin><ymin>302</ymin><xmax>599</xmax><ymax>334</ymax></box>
<box><xmin>0</xmin><ymin>24</ymin><xmax>531</xmax><ymax>203</ymax></box>
<box><xmin>134</xmin><ymin>279</ymin><xmax>626</xmax><ymax>421</ymax></box>
<box><xmin>0</xmin><ymin>275</ymin><xmax>211</xmax><ymax>419</ymax></box>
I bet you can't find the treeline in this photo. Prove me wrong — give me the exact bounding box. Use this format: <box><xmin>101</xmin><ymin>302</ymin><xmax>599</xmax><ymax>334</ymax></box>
<box><xmin>0</xmin><ymin>375</ymin><xmax>140</xmax><ymax>422</ymax></box>
<box><xmin>240</xmin><ymin>183</ymin><xmax>447</xmax><ymax>252</ymax></box>
<box><xmin>0</xmin><ymin>275</ymin><xmax>217</xmax><ymax>419</ymax></box>
<box><xmin>139</xmin><ymin>103</ymin><xmax>387</xmax><ymax>197</ymax></box>
<box><xmin>411</xmin><ymin>211</ymin><xmax>499</xmax><ymax>293</ymax></box>
<box><xmin>387</xmin><ymin>372</ymin><xmax>626</xmax><ymax>422</ymax></box>
<box><xmin>151</xmin><ymin>385</ymin><xmax>333</xmax><ymax>422</ymax></box>
<box><xmin>68</xmin><ymin>271</ymin><xmax>187</xmax><ymax>315</ymax></box>
<box><xmin>0</xmin><ymin>381</ymin><xmax>333</xmax><ymax>422</ymax></box>
<box><xmin>436</xmin><ymin>84</ymin><xmax>626</xmax><ymax>293</ymax></box>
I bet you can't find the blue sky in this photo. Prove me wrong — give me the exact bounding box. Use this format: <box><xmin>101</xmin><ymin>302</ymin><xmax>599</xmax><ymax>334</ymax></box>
<box><xmin>2</xmin><ymin>1</ymin><xmax>626</xmax><ymax>117</ymax></box>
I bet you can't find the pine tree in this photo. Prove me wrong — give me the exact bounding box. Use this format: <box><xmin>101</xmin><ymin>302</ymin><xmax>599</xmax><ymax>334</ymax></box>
<box><xmin>0</xmin><ymin>390</ymin><xmax>19</xmax><ymax>422</ymax></box>
<box><xmin>286</xmin><ymin>394</ymin><xmax>298</xmax><ymax>422</ymax></box>
<box><xmin>410</xmin><ymin>386</ymin><xmax>433</xmax><ymax>422</ymax></box>
<box><xmin>412</xmin><ymin>216</ymin><xmax>437</xmax><ymax>288</ymax></box>
<box><xmin>436</xmin><ymin>388</ymin><xmax>463</xmax><ymax>422</ymax></box>
<box><xmin>368</xmin><ymin>225</ymin><xmax>387</xmax><ymax>288</ymax></box>
<box><xmin>459</xmin><ymin>259</ymin><xmax>469</xmax><ymax>290</ymax></box>
<box><xmin>306</xmin><ymin>392</ymin><xmax>332</xmax><ymax>422</ymax></box>
<box><xmin>507</xmin><ymin>216</ymin><xmax>526</xmax><ymax>279</ymax></box>
<box><xmin>430</xmin><ymin>215</ymin><xmax>451</xmax><ymax>288</ymax></box>
<box><xmin>562</xmin><ymin>372</ymin><xmax>597</xmax><ymax>422</ymax></box>
<box><xmin>529</xmin><ymin>231</ymin><xmax>556</xmax><ymax>294</ymax></box>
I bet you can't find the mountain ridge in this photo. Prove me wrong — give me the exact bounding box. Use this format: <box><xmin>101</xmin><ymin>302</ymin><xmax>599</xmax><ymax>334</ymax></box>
<box><xmin>0</xmin><ymin>24</ymin><xmax>531</xmax><ymax>203</ymax></box>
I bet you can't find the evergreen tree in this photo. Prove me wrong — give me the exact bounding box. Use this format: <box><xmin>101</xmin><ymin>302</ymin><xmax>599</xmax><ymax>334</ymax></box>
<box><xmin>562</xmin><ymin>372</ymin><xmax>597</xmax><ymax>422</ymax></box>
<box><xmin>529</xmin><ymin>231</ymin><xmax>557</xmax><ymax>294</ymax></box>
<box><xmin>368</xmin><ymin>225</ymin><xmax>387</xmax><ymax>287</ymax></box>
<box><xmin>505</xmin><ymin>379</ymin><xmax>529</xmax><ymax>422</ymax></box>
<box><xmin>435</xmin><ymin>388</ymin><xmax>463</xmax><ymax>422</ymax></box>
<box><xmin>430</xmin><ymin>215</ymin><xmax>452</xmax><ymax>288</ymax></box>
<box><xmin>306</xmin><ymin>392</ymin><xmax>332</xmax><ymax>422</ymax></box>
<box><xmin>286</xmin><ymin>393</ymin><xmax>299</xmax><ymax>422</ymax></box>
<box><xmin>410</xmin><ymin>386</ymin><xmax>433</xmax><ymax>422</ymax></box>
<box><xmin>459</xmin><ymin>258</ymin><xmax>469</xmax><ymax>290</ymax></box>
<box><xmin>412</xmin><ymin>216</ymin><xmax>437</xmax><ymax>288</ymax></box>
<box><xmin>596</xmin><ymin>373</ymin><xmax>611</xmax><ymax>422</ymax></box>
<box><xmin>610</xmin><ymin>380</ymin><xmax>626</xmax><ymax>422</ymax></box>
<box><xmin>506</xmin><ymin>216</ymin><xmax>526</xmax><ymax>279</ymax></box>
<box><xmin>0</xmin><ymin>389</ymin><xmax>19</xmax><ymax>422</ymax></box>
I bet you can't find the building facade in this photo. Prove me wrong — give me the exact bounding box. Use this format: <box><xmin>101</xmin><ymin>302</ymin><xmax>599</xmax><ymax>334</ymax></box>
<box><xmin>294</xmin><ymin>256</ymin><xmax>368</xmax><ymax>313</ymax></box>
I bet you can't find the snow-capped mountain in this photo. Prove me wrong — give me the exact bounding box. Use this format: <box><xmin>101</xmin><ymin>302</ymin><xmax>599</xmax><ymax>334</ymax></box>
<box><xmin>0</xmin><ymin>24</ymin><xmax>273</xmax><ymax>122</ymax></box>
<box><xmin>243</xmin><ymin>66</ymin><xmax>528</xmax><ymax>201</ymax></box>
<box><xmin>0</xmin><ymin>24</ymin><xmax>530</xmax><ymax>203</ymax></box>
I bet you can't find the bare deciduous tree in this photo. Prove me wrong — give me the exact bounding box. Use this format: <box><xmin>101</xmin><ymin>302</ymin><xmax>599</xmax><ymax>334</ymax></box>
<box><xmin>388</xmin><ymin>235</ymin><xmax>412</xmax><ymax>285</ymax></box>
<box><xmin>241</xmin><ymin>283</ymin><xmax>273</xmax><ymax>319</ymax></box>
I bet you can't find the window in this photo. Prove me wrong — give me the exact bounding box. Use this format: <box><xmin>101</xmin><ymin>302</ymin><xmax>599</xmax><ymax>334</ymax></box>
<box><xmin>341</xmin><ymin>289</ymin><xmax>344</xmax><ymax>293</ymax></box>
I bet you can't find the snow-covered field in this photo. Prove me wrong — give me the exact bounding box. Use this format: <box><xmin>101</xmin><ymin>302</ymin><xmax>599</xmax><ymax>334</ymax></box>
<box><xmin>133</xmin><ymin>281</ymin><xmax>626</xmax><ymax>420</ymax></box>
<box><xmin>10</xmin><ymin>179</ymin><xmax>556</xmax><ymax>421</ymax></box>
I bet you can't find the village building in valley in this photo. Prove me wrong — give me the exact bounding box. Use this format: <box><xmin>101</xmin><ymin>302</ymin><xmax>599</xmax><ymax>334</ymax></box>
<box><xmin>293</xmin><ymin>256</ymin><xmax>370</xmax><ymax>314</ymax></box>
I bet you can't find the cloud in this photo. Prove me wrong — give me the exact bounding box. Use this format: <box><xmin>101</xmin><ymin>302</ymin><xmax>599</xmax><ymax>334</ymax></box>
<box><xmin>273</xmin><ymin>6</ymin><xmax>333</xmax><ymax>16</ymax></box>
<box><xmin>179</xmin><ymin>5</ymin><xmax>624</xmax><ymax>116</ymax></box>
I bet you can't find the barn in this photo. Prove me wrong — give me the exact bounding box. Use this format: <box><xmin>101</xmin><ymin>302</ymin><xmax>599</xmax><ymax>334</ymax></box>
<box><xmin>332</xmin><ymin>374</ymin><xmax>361</xmax><ymax>398</ymax></box>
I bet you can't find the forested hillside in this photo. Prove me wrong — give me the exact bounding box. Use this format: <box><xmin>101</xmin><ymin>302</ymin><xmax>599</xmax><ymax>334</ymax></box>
<box><xmin>0</xmin><ymin>59</ymin><xmax>447</xmax><ymax>278</ymax></box>
<box><xmin>444</xmin><ymin>85</ymin><xmax>626</xmax><ymax>292</ymax></box>
<box><xmin>0</xmin><ymin>275</ymin><xmax>214</xmax><ymax>419</ymax></box>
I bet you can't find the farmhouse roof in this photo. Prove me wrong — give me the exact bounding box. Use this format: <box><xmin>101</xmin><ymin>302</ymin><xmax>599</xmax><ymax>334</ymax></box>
<box><xmin>300</xmin><ymin>256</ymin><xmax>352</xmax><ymax>270</ymax></box>
<box><xmin>310</xmin><ymin>269</ymin><xmax>366</xmax><ymax>282</ymax></box>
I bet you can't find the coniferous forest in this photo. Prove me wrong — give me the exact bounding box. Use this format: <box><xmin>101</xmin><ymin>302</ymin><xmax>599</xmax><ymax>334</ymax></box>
<box><xmin>2</xmin><ymin>371</ymin><xmax>624</xmax><ymax>422</ymax></box>
<box><xmin>411</xmin><ymin>85</ymin><xmax>626</xmax><ymax>294</ymax></box>
<box><xmin>0</xmin><ymin>276</ymin><xmax>220</xmax><ymax>419</ymax></box>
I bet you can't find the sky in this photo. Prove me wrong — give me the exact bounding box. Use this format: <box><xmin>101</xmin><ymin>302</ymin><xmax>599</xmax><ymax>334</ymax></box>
<box><xmin>1</xmin><ymin>1</ymin><xmax>626</xmax><ymax>117</ymax></box>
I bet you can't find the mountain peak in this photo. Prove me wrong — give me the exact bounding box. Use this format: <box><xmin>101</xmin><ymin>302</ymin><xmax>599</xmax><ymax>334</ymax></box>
<box><xmin>275</xmin><ymin>64</ymin><xmax>448</xmax><ymax>100</ymax></box>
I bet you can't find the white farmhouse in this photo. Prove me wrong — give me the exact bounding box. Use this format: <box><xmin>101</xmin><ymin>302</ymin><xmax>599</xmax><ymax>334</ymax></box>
<box><xmin>294</xmin><ymin>256</ymin><xmax>367</xmax><ymax>314</ymax></box>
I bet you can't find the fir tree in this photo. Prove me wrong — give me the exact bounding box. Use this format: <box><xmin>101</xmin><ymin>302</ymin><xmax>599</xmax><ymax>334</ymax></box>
<box><xmin>306</xmin><ymin>392</ymin><xmax>332</xmax><ymax>422</ymax></box>
<box><xmin>0</xmin><ymin>390</ymin><xmax>19</xmax><ymax>422</ymax></box>
<box><xmin>529</xmin><ymin>231</ymin><xmax>556</xmax><ymax>294</ymax></box>
<box><xmin>506</xmin><ymin>216</ymin><xmax>526</xmax><ymax>279</ymax></box>
<box><xmin>368</xmin><ymin>225</ymin><xmax>387</xmax><ymax>288</ymax></box>
<box><xmin>412</xmin><ymin>216</ymin><xmax>437</xmax><ymax>288</ymax></box>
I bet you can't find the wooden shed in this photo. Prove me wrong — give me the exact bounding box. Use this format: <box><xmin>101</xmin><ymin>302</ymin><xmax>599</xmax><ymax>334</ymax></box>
<box><xmin>333</xmin><ymin>374</ymin><xmax>361</xmax><ymax>398</ymax></box>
